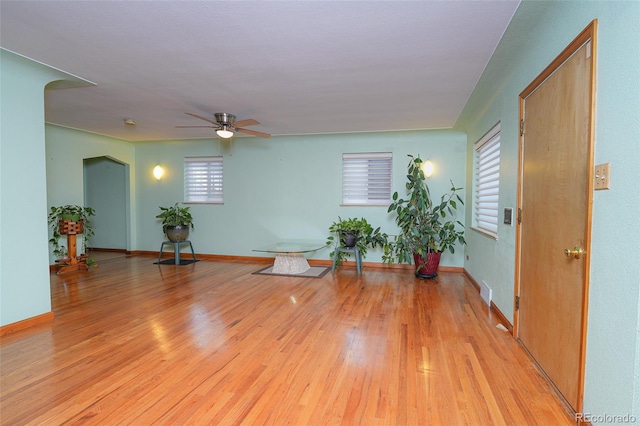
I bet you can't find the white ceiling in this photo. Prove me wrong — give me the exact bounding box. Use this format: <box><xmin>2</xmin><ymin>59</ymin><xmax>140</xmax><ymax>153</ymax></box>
<box><xmin>0</xmin><ymin>1</ymin><xmax>520</xmax><ymax>142</ymax></box>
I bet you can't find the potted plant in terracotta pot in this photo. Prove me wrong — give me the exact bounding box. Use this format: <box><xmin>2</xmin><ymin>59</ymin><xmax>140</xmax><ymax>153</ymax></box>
<box><xmin>383</xmin><ymin>155</ymin><xmax>466</xmax><ymax>278</ymax></box>
<box><xmin>156</xmin><ymin>203</ymin><xmax>194</xmax><ymax>242</ymax></box>
<box><xmin>327</xmin><ymin>216</ymin><xmax>387</xmax><ymax>269</ymax></box>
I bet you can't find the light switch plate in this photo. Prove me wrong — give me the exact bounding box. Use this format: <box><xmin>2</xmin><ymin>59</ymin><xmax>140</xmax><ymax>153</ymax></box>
<box><xmin>594</xmin><ymin>162</ymin><xmax>611</xmax><ymax>190</ymax></box>
<box><xmin>504</xmin><ymin>208</ymin><xmax>513</xmax><ymax>225</ymax></box>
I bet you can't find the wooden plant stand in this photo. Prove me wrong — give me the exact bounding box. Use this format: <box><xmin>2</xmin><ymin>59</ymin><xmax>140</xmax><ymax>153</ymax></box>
<box><xmin>56</xmin><ymin>220</ymin><xmax>89</xmax><ymax>274</ymax></box>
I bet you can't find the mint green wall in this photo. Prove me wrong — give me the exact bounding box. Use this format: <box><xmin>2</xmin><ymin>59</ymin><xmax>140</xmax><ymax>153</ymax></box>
<box><xmin>0</xmin><ymin>50</ymin><xmax>88</xmax><ymax>326</ymax></box>
<box><xmin>7</xmin><ymin>2</ymin><xmax>639</xmax><ymax>417</ymax></box>
<box><xmin>42</xmin><ymin>126</ymin><xmax>468</xmax><ymax>267</ymax></box>
<box><xmin>43</xmin><ymin>125</ymin><xmax>467</xmax><ymax>269</ymax></box>
<box><xmin>134</xmin><ymin>130</ymin><xmax>467</xmax><ymax>265</ymax></box>
<box><xmin>84</xmin><ymin>157</ymin><xmax>128</xmax><ymax>250</ymax></box>
<box><xmin>45</xmin><ymin>125</ymin><xmax>136</xmax><ymax>263</ymax></box>
<box><xmin>456</xmin><ymin>1</ymin><xmax>640</xmax><ymax>420</ymax></box>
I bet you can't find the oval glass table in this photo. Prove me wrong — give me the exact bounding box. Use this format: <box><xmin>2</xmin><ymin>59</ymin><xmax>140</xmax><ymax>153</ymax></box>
<box><xmin>253</xmin><ymin>240</ymin><xmax>327</xmax><ymax>275</ymax></box>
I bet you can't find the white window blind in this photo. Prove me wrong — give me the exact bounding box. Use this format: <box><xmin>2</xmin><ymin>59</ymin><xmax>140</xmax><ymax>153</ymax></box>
<box><xmin>342</xmin><ymin>152</ymin><xmax>392</xmax><ymax>205</ymax></box>
<box><xmin>184</xmin><ymin>156</ymin><xmax>223</xmax><ymax>203</ymax></box>
<box><xmin>474</xmin><ymin>124</ymin><xmax>501</xmax><ymax>237</ymax></box>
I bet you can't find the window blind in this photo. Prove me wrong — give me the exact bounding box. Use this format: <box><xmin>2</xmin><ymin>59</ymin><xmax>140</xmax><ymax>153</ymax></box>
<box><xmin>342</xmin><ymin>152</ymin><xmax>392</xmax><ymax>205</ymax></box>
<box><xmin>184</xmin><ymin>156</ymin><xmax>223</xmax><ymax>203</ymax></box>
<box><xmin>474</xmin><ymin>125</ymin><xmax>501</xmax><ymax>236</ymax></box>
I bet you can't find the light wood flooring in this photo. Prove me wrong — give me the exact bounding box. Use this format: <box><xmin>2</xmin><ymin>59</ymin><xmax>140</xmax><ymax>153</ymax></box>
<box><xmin>1</xmin><ymin>255</ymin><xmax>574</xmax><ymax>425</ymax></box>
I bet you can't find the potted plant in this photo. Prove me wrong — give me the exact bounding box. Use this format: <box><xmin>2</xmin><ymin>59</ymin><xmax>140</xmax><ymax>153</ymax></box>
<box><xmin>48</xmin><ymin>205</ymin><xmax>96</xmax><ymax>266</ymax></box>
<box><xmin>383</xmin><ymin>155</ymin><xmax>466</xmax><ymax>278</ymax></box>
<box><xmin>327</xmin><ymin>216</ymin><xmax>388</xmax><ymax>268</ymax></box>
<box><xmin>156</xmin><ymin>203</ymin><xmax>194</xmax><ymax>242</ymax></box>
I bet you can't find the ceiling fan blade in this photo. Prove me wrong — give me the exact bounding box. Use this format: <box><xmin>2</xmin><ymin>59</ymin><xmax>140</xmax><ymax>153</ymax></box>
<box><xmin>236</xmin><ymin>127</ymin><xmax>271</xmax><ymax>138</ymax></box>
<box><xmin>232</xmin><ymin>118</ymin><xmax>259</xmax><ymax>128</ymax></box>
<box><xmin>185</xmin><ymin>112</ymin><xmax>219</xmax><ymax>126</ymax></box>
<box><xmin>175</xmin><ymin>125</ymin><xmax>217</xmax><ymax>128</ymax></box>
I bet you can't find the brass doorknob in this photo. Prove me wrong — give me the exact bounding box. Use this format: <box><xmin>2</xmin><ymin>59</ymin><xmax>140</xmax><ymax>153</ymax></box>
<box><xmin>564</xmin><ymin>246</ymin><xmax>584</xmax><ymax>259</ymax></box>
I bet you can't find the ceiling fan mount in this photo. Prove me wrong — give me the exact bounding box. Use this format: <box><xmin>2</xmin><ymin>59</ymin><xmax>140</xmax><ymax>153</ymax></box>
<box><xmin>213</xmin><ymin>112</ymin><xmax>235</xmax><ymax>125</ymax></box>
<box><xmin>177</xmin><ymin>112</ymin><xmax>270</xmax><ymax>138</ymax></box>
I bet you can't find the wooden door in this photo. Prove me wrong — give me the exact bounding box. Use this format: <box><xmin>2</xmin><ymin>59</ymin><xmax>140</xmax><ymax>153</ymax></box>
<box><xmin>516</xmin><ymin>22</ymin><xmax>596</xmax><ymax>412</ymax></box>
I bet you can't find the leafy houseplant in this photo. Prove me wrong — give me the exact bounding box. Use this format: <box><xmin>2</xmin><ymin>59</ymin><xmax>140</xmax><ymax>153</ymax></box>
<box><xmin>327</xmin><ymin>217</ymin><xmax>388</xmax><ymax>268</ymax></box>
<box><xmin>383</xmin><ymin>155</ymin><xmax>466</xmax><ymax>278</ymax></box>
<box><xmin>156</xmin><ymin>203</ymin><xmax>194</xmax><ymax>242</ymax></box>
<box><xmin>48</xmin><ymin>205</ymin><xmax>96</xmax><ymax>265</ymax></box>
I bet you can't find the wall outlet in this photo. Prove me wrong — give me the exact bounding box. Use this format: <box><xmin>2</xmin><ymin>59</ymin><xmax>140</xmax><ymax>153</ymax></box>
<box><xmin>594</xmin><ymin>162</ymin><xmax>611</xmax><ymax>190</ymax></box>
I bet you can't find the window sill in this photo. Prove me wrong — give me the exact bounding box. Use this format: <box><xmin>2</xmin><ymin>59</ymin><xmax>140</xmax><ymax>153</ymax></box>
<box><xmin>183</xmin><ymin>201</ymin><xmax>224</xmax><ymax>205</ymax></box>
<box><xmin>471</xmin><ymin>226</ymin><xmax>498</xmax><ymax>240</ymax></box>
<box><xmin>340</xmin><ymin>203</ymin><xmax>391</xmax><ymax>207</ymax></box>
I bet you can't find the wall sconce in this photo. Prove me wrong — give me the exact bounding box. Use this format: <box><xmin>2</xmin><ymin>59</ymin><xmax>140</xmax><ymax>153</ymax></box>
<box><xmin>422</xmin><ymin>159</ymin><xmax>434</xmax><ymax>178</ymax></box>
<box><xmin>153</xmin><ymin>165</ymin><xmax>164</xmax><ymax>180</ymax></box>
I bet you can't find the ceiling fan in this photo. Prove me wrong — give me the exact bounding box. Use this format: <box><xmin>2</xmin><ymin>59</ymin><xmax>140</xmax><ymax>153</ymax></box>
<box><xmin>177</xmin><ymin>112</ymin><xmax>271</xmax><ymax>138</ymax></box>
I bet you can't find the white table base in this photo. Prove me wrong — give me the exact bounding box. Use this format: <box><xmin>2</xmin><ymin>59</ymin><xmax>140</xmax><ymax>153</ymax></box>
<box><xmin>272</xmin><ymin>253</ymin><xmax>311</xmax><ymax>274</ymax></box>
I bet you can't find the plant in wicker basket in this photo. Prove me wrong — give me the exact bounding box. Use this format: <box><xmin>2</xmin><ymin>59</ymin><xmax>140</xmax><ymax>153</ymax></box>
<box><xmin>48</xmin><ymin>205</ymin><xmax>96</xmax><ymax>266</ymax></box>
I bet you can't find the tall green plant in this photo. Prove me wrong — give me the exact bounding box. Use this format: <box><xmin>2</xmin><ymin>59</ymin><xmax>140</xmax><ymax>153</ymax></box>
<box><xmin>383</xmin><ymin>155</ymin><xmax>466</xmax><ymax>270</ymax></box>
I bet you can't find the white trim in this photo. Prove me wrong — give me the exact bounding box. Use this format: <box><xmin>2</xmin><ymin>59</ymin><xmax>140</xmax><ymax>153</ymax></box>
<box><xmin>343</xmin><ymin>152</ymin><xmax>392</xmax><ymax>159</ymax></box>
<box><xmin>475</xmin><ymin>122</ymin><xmax>501</xmax><ymax>150</ymax></box>
<box><xmin>471</xmin><ymin>226</ymin><xmax>499</xmax><ymax>240</ymax></box>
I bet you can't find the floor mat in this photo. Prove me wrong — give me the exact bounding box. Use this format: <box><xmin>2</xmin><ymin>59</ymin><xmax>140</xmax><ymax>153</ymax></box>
<box><xmin>252</xmin><ymin>265</ymin><xmax>330</xmax><ymax>278</ymax></box>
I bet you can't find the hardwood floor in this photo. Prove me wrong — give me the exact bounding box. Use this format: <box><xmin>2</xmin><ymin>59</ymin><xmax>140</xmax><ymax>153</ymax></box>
<box><xmin>1</xmin><ymin>256</ymin><xmax>574</xmax><ymax>425</ymax></box>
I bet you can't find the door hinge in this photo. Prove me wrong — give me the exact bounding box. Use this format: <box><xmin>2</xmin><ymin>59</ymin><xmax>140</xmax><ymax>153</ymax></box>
<box><xmin>517</xmin><ymin>208</ymin><xmax>522</xmax><ymax>224</ymax></box>
<box><xmin>520</xmin><ymin>119</ymin><xmax>525</xmax><ymax>136</ymax></box>
<box><xmin>515</xmin><ymin>295</ymin><xmax>520</xmax><ymax>310</ymax></box>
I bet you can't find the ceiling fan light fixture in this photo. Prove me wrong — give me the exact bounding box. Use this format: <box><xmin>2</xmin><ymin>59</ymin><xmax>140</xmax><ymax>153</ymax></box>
<box><xmin>216</xmin><ymin>125</ymin><xmax>234</xmax><ymax>139</ymax></box>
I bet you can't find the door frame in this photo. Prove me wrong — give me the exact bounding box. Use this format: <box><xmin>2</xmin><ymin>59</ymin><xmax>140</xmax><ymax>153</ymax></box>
<box><xmin>83</xmin><ymin>155</ymin><xmax>131</xmax><ymax>252</ymax></box>
<box><xmin>514</xmin><ymin>20</ymin><xmax>597</xmax><ymax>413</ymax></box>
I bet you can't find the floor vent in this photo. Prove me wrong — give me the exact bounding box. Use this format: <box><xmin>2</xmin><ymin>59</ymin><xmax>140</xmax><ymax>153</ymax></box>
<box><xmin>480</xmin><ymin>280</ymin><xmax>492</xmax><ymax>306</ymax></box>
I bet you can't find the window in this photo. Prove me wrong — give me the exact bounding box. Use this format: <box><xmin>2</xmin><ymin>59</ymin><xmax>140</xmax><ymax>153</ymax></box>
<box><xmin>342</xmin><ymin>152</ymin><xmax>392</xmax><ymax>206</ymax></box>
<box><xmin>184</xmin><ymin>156</ymin><xmax>223</xmax><ymax>203</ymax></box>
<box><xmin>474</xmin><ymin>124</ymin><xmax>501</xmax><ymax>237</ymax></box>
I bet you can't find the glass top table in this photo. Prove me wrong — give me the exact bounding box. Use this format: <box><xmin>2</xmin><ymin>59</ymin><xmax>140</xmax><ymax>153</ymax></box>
<box><xmin>253</xmin><ymin>240</ymin><xmax>327</xmax><ymax>274</ymax></box>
